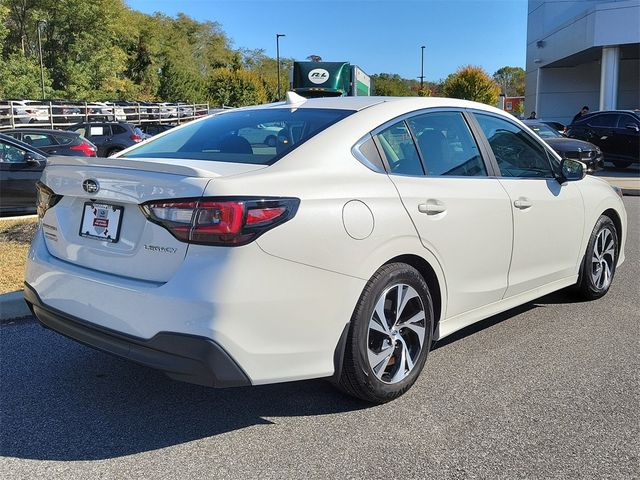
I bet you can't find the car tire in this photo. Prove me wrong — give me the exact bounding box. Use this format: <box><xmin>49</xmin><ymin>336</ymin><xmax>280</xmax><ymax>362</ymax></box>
<box><xmin>612</xmin><ymin>160</ymin><xmax>632</xmax><ymax>169</ymax></box>
<box><xmin>106</xmin><ymin>147</ymin><xmax>123</xmax><ymax>157</ymax></box>
<box><xmin>337</xmin><ymin>263</ymin><xmax>434</xmax><ymax>403</ymax></box>
<box><xmin>265</xmin><ymin>135</ymin><xmax>277</xmax><ymax>147</ymax></box>
<box><xmin>576</xmin><ymin>215</ymin><xmax>619</xmax><ymax>300</ymax></box>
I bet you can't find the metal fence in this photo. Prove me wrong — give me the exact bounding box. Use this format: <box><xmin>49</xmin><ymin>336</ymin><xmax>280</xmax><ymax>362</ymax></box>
<box><xmin>0</xmin><ymin>100</ymin><xmax>210</xmax><ymax>130</ymax></box>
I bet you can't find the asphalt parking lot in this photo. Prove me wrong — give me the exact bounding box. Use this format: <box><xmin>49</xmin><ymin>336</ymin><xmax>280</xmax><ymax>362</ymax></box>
<box><xmin>1</xmin><ymin>197</ymin><xmax>638</xmax><ymax>480</ymax></box>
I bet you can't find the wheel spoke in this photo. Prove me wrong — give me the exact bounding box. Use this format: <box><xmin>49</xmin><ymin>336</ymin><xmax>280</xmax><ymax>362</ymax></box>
<box><xmin>372</xmin><ymin>295</ymin><xmax>390</xmax><ymax>334</ymax></box>
<box><xmin>368</xmin><ymin>344</ymin><xmax>393</xmax><ymax>376</ymax></box>
<box><xmin>391</xmin><ymin>343</ymin><xmax>407</xmax><ymax>383</ymax></box>
<box><xmin>403</xmin><ymin>323</ymin><xmax>426</xmax><ymax>347</ymax></box>
<box><xmin>396</xmin><ymin>286</ymin><xmax>418</xmax><ymax>324</ymax></box>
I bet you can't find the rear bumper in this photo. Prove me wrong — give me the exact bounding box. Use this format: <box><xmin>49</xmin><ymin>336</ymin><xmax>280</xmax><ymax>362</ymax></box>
<box><xmin>24</xmin><ymin>283</ymin><xmax>250</xmax><ymax>388</ymax></box>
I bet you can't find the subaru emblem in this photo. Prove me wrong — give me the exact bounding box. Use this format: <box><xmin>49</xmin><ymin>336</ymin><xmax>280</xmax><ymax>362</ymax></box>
<box><xmin>82</xmin><ymin>179</ymin><xmax>99</xmax><ymax>194</ymax></box>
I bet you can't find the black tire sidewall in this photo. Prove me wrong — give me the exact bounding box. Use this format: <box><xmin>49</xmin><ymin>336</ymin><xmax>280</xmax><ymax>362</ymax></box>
<box><xmin>350</xmin><ymin>264</ymin><xmax>434</xmax><ymax>401</ymax></box>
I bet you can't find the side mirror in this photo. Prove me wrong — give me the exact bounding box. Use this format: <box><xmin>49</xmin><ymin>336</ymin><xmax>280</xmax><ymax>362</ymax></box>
<box><xmin>24</xmin><ymin>153</ymin><xmax>43</xmax><ymax>167</ymax></box>
<box><xmin>625</xmin><ymin>123</ymin><xmax>639</xmax><ymax>132</ymax></box>
<box><xmin>560</xmin><ymin>158</ymin><xmax>586</xmax><ymax>182</ymax></box>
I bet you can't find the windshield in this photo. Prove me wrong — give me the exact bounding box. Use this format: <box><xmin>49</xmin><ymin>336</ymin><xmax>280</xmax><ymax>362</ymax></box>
<box><xmin>528</xmin><ymin>123</ymin><xmax>561</xmax><ymax>139</ymax></box>
<box><xmin>123</xmin><ymin>108</ymin><xmax>354</xmax><ymax>164</ymax></box>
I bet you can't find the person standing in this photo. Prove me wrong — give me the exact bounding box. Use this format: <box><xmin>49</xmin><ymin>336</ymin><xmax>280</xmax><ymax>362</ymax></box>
<box><xmin>527</xmin><ymin>111</ymin><xmax>537</xmax><ymax>119</ymax></box>
<box><xmin>572</xmin><ymin>106</ymin><xmax>589</xmax><ymax>124</ymax></box>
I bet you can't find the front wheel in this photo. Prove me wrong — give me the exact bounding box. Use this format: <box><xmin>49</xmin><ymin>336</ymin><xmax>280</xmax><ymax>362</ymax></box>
<box><xmin>576</xmin><ymin>216</ymin><xmax>619</xmax><ymax>300</ymax></box>
<box><xmin>337</xmin><ymin>263</ymin><xmax>434</xmax><ymax>403</ymax></box>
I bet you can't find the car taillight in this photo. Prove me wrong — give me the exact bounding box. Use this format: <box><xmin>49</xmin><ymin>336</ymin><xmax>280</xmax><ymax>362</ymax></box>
<box><xmin>70</xmin><ymin>142</ymin><xmax>97</xmax><ymax>157</ymax></box>
<box><xmin>140</xmin><ymin>197</ymin><xmax>299</xmax><ymax>246</ymax></box>
<box><xmin>36</xmin><ymin>182</ymin><xmax>63</xmax><ymax>219</ymax></box>
<box><xmin>130</xmin><ymin>134</ymin><xmax>142</xmax><ymax>142</ymax></box>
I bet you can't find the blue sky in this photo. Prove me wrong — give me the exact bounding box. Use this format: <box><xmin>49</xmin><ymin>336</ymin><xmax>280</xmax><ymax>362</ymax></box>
<box><xmin>126</xmin><ymin>0</ymin><xmax>527</xmax><ymax>81</ymax></box>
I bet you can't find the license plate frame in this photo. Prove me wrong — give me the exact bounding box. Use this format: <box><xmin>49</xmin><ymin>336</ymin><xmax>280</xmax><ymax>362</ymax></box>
<box><xmin>79</xmin><ymin>202</ymin><xmax>124</xmax><ymax>243</ymax></box>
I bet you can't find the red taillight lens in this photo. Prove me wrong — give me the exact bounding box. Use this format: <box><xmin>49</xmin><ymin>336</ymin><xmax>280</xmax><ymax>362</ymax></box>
<box><xmin>130</xmin><ymin>134</ymin><xmax>142</xmax><ymax>142</ymax></box>
<box><xmin>70</xmin><ymin>142</ymin><xmax>97</xmax><ymax>157</ymax></box>
<box><xmin>141</xmin><ymin>197</ymin><xmax>299</xmax><ymax>246</ymax></box>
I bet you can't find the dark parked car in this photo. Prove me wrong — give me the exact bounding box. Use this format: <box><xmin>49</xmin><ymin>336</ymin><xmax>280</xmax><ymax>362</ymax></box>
<box><xmin>3</xmin><ymin>128</ymin><xmax>96</xmax><ymax>157</ymax></box>
<box><xmin>539</xmin><ymin>120</ymin><xmax>566</xmax><ymax>134</ymax></box>
<box><xmin>566</xmin><ymin>110</ymin><xmax>640</xmax><ymax>168</ymax></box>
<box><xmin>524</xmin><ymin>120</ymin><xmax>604</xmax><ymax>173</ymax></box>
<box><xmin>66</xmin><ymin>122</ymin><xmax>144</xmax><ymax>157</ymax></box>
<box><xmin>136</xmin><ymin>123</ymin><xmax>176</xmax><ymax>137</ymax></box>
<box><xmin>0</xmin><ymin>133</ymin><xmax>48</xmax><ymax>216</ymax></box>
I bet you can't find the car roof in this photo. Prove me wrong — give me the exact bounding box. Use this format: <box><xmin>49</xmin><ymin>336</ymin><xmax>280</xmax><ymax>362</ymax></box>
<box><xmin>3</xmin><ymin>128</ymin><xmax>78</xmax><ymax>136</ymax></box>
<box><xmin>249</xmin><ymin>95</ymin><xmax>508</xmax><ymax>114</ymax></box>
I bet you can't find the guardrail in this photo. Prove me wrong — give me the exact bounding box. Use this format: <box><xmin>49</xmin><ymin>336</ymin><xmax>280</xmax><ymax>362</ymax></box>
<box><xmin>0</xmin><ymin>101</ymin><xmax>210</xmax><ymax>130</ymax></box>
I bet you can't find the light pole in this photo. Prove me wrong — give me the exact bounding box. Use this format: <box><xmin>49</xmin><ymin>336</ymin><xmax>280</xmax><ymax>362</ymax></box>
<box><xmin>37</xmin><ymin>19</ymin><xmax>47</xmax><ymax>99</ymax></box>
<box><xmin>419</xmin><ymin>45</ymin><xmax>425</xmax><ymax>91</ymax></box>
<box><xmin>276</xmin><ymin>33</ymin><xmax>286</xmax><ymax>100</ymax></box>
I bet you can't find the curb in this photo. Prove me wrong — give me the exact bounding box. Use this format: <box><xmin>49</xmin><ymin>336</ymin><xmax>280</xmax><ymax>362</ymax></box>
<box><xmin>0</xmin><ymin>291</ymin><xmax>31</xmax><ymax>321</ymax></box>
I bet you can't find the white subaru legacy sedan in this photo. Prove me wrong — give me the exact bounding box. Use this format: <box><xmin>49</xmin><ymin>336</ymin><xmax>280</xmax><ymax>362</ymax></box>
<box><xmin>25</xmin><ymin>95</ymin><xmax>627</xmax><ymax>403</ymax></box>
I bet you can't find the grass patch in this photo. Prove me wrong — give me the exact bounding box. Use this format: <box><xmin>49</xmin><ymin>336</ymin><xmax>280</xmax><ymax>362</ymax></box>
<box><xmin>0</xmin><ymin>218</ymin><xmax>37</xmax><ymax>294</ymax></box>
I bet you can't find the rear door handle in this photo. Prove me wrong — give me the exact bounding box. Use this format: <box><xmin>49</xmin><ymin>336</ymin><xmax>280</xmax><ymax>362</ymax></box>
<box><xmin>514</xmin><ymin>197</ymin><xmax>532</xmax><ymax>210</ymax></box>
<box><xmin>418</xmin><ymin>200</ymin><xmax>446</xmax><ymax>215</ymax></box>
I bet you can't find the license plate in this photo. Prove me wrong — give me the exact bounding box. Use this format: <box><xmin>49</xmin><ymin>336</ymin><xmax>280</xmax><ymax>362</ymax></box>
<box><xmin>79</xmin><ymin>202</ymin><xmax>123</xmax><ymax>243</ymax></box>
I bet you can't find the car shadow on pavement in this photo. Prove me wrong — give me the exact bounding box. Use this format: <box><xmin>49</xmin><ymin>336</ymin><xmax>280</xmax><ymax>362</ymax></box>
<box><xmin>0</xmin><ymin>321</ymin><xmax>368</xmax><ymax>462</ymax></box>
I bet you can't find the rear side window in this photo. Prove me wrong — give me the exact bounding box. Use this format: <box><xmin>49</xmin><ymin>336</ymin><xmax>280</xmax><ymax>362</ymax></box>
<box><xmin>374</xmin><ymin>122</ymin><xmax>424</xmax><ymax>175</ymax></box>
<box><xmin>617</xmin><ymin>114</ymin><xmax>639</xmax><ymax>129</ymax></box>
<box><xmin>111</xmin><ymin>125</ymin><xmax>127</xmax><ymax>135</ymax></box>
<box><xmin>54</xmin><ymin>134</ymin><xmax>73</xmax><ymax>145</ymax></box>
<box><xmin>474</xmin><ymin>114</ymin><xmax>555</xmax><ymax>178</ymax></box>
<box><xmin>122</xmin><ymin>108</ymin><xmax>354</xmax><ymax>164</ymax></box>
<box><xmin>407</xmin><ymin>111</ymin><xmax>486</xmax><ymax>176</ymax></box>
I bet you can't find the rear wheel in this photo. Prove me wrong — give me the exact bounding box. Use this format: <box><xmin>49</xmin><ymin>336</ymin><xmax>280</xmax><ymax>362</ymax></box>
<box><xmin>576</xmin><ymin>216</ymin><xmax>618</xmax><ymax>300</ymax></box>
<box><xmin>338</xmin><ymin>263</ymin><xmax>434</xmax><ymax>403</ymax></box>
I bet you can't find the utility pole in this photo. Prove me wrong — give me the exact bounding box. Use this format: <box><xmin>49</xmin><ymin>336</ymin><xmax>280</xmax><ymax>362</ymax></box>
<box><xmin>419</xmin><ymin>45</ymin><xmax>426</xmax><ymax>91</ymax></box>
<box><xmin>276</xmin><ymin>33</ymin><xmax>286</xmax><ymax>100</ymax></box>
<box><xmin>37</xmin><ymin>20</ymin><xmax>47</xmax><ymax>100</ymax></box>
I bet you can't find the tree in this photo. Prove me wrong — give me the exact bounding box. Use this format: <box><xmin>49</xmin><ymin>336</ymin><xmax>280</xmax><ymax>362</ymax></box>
<box><xmin>207</xmin><ymin>68</ymin><xmax>267</xmax><ymax>107</ymax></box>
<box><xmin>306</xmin><ymin>55</ymin><xmax>322</xmax><ymax>62</ymax></box>
<box><xmin>493</xmin><ymin>66</ymin><xmax>525</xmax><ymax>97</ymax></box>
<box><xmin>442</xmin><ymin>65</ymin><xmax>500</xmax><ymax>106</ymax></box>
<box><xmin>371</xmin><ymin>73</ymin><xmax>413</xmax><ymax>96</ymax></box>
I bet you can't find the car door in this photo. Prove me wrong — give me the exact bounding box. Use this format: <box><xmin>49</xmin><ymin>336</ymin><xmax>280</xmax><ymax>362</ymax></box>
<box><xmin>0</xmin><ymin>139</ymin><xmax>46</xmax><ymax>213</ymax></box>
<box><xmin>85</xmin><ymin>124</ymin><xmax>112</xmax><ymax>156</ymax></box>
<box><xmin>587</xmin><ymin>113</ymin><xmax>619</xmax><ymax>158</ymax></box>
<box><xmin>376</xmin><ymin>110</ymin><xmax>513</xmax><ymax>319</ymax></box>
<box><xmin>615</xmin><ymin>113</ymin><xmax>640</xmax><ymax>162</ymax></box>
<box><xmin>472</xmin><ymin>112</ymin><xmax>584</xmax><ymax>298</ymax></box>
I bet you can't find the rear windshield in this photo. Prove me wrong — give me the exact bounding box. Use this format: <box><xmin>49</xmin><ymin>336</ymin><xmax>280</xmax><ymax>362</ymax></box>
<box><xmin>122</xmin><ymin>108</ymin><xmax>354</xmax><ymax>164</ymax></box>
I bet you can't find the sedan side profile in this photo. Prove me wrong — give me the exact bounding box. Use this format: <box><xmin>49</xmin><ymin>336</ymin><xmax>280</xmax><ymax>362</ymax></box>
<box><xmin>25</xmin><ymin>96</ymin><xmax>627</xmax><ymax>403</ymax></box>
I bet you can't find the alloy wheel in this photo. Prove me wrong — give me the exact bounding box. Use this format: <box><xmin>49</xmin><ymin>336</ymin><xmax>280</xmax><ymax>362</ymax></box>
<box><xmin>591</xmin><ymin>227</ymin><xmax>615</xmax><ymax>290</ymax></box>
<box><xmin>367</xmin><ymin>283</ymin><xmax>426</xmax><ymax>384</ymax></box>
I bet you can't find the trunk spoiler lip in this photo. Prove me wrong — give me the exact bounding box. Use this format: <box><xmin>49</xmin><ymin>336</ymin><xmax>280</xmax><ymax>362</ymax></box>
<box><xmin>45</xmin><ymin>155</ymin><xmax>268</xmax><ymax>178</ymax></box>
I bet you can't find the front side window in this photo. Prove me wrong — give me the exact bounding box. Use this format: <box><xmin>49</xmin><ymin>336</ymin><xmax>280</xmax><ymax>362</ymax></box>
<box><xmin>617</xmin><ymin>114</ymin><xmax>639</xmax><ymax>129</ymax></box>
<box><xmin>0</xmin><ymin>141</ymin><xmax>26</xmax><ymax>163</ymax></box>
<box><xmin>407</xmin><ymin>111</ymin><xmax>486</xmax><ymax>176</ymax></box>
<box><xmin>123</xmin><ymin>108</ymin><xmax>353</xmax><ymax>165</ymax></box>
<box><xmin>589</xmin><ymin>114</ymin><xmax>618</xmax><ymax>128</ymax></box>
<box><xmin>374</xmin><ymin>122</ymin><xmax>424</xmax><ymax>176</ymax></box>
<box><xmin>474</xmin><ymin>114</ymin><xmax>555</xmax><ymax>178</ymax></box>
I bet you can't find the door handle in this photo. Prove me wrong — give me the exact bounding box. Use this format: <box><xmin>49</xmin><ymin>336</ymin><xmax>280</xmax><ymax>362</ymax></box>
<box><xmin>513</xmin><ymin>197</ymin><xmax>532</xmax><ymax>210</ymax></box>
<box><xmin>418</xmin><ymin>200</ymin><xmax>446</xmax><ymax>215</ymax></box>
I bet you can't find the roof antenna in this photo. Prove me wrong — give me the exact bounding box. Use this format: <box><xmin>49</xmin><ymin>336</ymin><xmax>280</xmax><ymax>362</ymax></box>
<box><xmin>285</xmin><ymin>91</ymin><xmax>307</xmax><ymax>105</ymax></box>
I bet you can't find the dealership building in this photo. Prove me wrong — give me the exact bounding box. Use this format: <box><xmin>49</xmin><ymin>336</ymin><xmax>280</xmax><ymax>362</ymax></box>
<box><xmin>525</xmin><ymin>0</ymin><xmax>640</xmax><ymax>124</ymax></box>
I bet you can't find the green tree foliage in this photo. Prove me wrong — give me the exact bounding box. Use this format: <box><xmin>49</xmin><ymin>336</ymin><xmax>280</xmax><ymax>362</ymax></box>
<box><xmin>207</xmin><ymin>68</ymin><xmax>267</xmax><ymax>107</ymax></box>
<box><xmin>493</xmin><ymin>66</ymin><xmax>525</xmax><ymax>97</ymax></box>
<box><xmin>242</xmin><ymin>48</ymin><xmax>292</xmax><ymax>102</ymax></box>
<box><xmin>442</xmin><ymin>65</ymin><xmax>500</xmax><ymax>105</ymax></box>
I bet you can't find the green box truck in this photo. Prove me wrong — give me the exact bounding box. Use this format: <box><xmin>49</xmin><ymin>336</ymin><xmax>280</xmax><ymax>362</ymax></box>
<box><xmin>291</xmin><ymin>61</ymin><xmax>372</xmax><ymax>98</ymax></box>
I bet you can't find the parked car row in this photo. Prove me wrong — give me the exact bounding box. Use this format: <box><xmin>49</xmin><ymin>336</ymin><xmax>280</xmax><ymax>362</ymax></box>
<box><xmin>0</xmin><ymin>100</ymin><xmax>208</xmax><ymax>127</ymax></box>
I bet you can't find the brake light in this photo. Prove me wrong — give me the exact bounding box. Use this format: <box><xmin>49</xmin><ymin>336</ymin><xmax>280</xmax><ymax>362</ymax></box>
<box><xmin>141</xmin><ymin>197</ymin><xmax>299</xmax><ymax>246</ymax></box>
<box><xmin>36</xmin><ymin>182</ymin><xmax>63</xmax><ymax>219</ymax></box>
<box><xmin>130</xmin><ymin>134</ymin><xmax>142</xmax><ymax>142</ymax></box>
<box><xmin>70</xmin><ymin>142</ymin><xmax>97</xmax><ymax>157</ymax></box>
